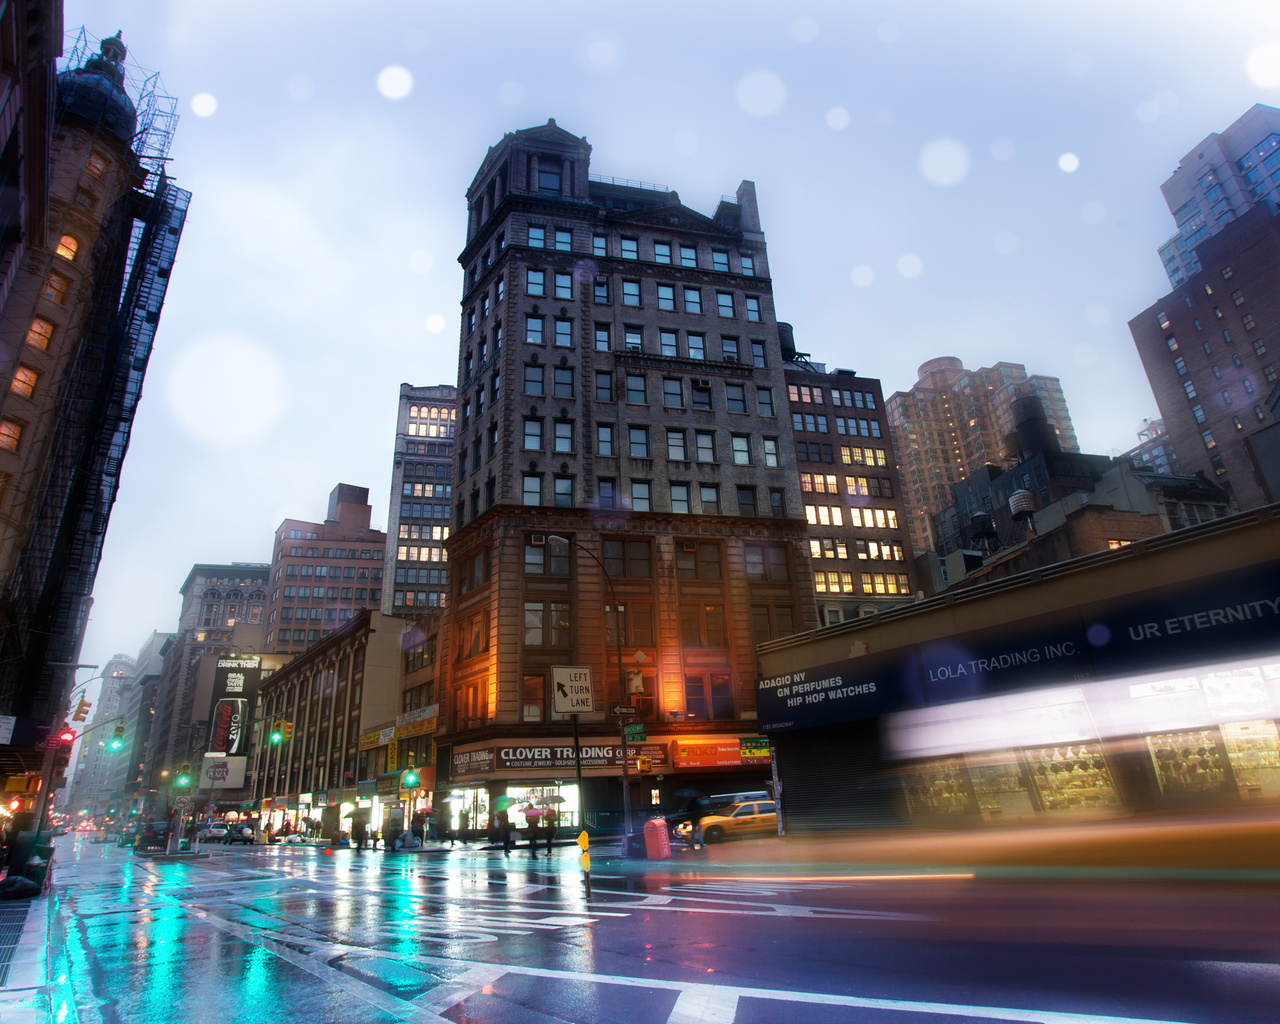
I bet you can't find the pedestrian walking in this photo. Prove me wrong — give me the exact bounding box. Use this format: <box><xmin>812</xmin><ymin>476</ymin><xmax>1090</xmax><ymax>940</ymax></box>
<box><xmin>458</xmin><ymin>809</ymin><xmax>469</xmax><ymax>845</ymax></box>
<box><xmin>498</xmin><ymin>810</ymin><xmax>512</xmax><ymax>854</ymax></box>
<box><xmin>544</xmin><ymin>808</ymin><xmax>558</xmax><ymax>855</ymax></box>
<box><xmin>686</xmin><ymin>796</ymin><xmax>709</xmax><ymax>850</ymax></box>
<box><xmin>371</xmin><ymin>828</ymin><xmax>380</xmax><ymax>850</ymax></box>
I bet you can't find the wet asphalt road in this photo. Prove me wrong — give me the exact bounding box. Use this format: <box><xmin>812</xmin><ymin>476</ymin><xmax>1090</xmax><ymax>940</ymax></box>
<box><xmin>47</xmin><ymin>835</ymin><xmax>1280</xmax><ymax>1024</ymax></box>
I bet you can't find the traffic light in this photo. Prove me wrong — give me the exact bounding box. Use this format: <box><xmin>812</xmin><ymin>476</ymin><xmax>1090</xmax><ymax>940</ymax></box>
<box><xmin>400</xmin><ymin>768</ymin><xmax>419</xmax><ymax>789</ymax></box>
<box><xmin>108</xmin><ymin>723</ymin><xmax>126</xmax><ymax>750</ymax></box>
<box><xmin>270</xmin><ymin>720</ymin><xmax>283</xmax><ymax>744</ymax></box>
<box><xmin>282</xmin><ymin>721</ymin><xmax>293</xmax><ymax>741</ymax></box>
<box><xmin>72</xmin><ymin>699</ymin><xmax>92</xmax><ymax>722</ymax></box>
<box><xmin>51</xmin><ymin>729</ymin><xmax>75</xmax><ymax>785</ymax></box>
<box><xmin>175</xmin><ymin>762</ymin><xmax>191</xmax><ymax>788</ymax></box>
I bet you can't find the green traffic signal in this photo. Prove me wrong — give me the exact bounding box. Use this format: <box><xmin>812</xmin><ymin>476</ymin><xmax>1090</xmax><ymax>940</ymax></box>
<box><xmin>270</xmin><ymin>719</ymin><xmax>283</xmax><ymax>744</ymax></box>
<box><xmin>401</xmin><ymin>768</ymin><xmax>418</xmax><ymax>787</ymax></box>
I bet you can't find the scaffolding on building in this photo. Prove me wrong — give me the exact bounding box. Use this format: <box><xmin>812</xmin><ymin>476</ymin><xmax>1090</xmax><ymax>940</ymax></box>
<box><xmin>0</xmin><ymin>30</ymin><xmax>190</xmax><ymax>726</ymax></box>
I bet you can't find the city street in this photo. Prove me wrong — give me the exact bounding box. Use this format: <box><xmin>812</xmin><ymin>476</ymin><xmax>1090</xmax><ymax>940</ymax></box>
<box><xmin>32</xmin><ymin>833</ymin><xmax>1280</xmax><ymax>1024</ymax></box>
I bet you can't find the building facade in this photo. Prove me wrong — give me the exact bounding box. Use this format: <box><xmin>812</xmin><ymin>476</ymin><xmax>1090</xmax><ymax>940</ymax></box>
<box><xmin>264</xmin><ymin>484</ymin><xmax>387</xmax><ymax>654</ymax></box>
<box><xmin>886</xmin><ymin>357</ymin><xmax>1079</xmax><ymax>555</ymax></box>
<box><xmin>1155</xmin><ymin>103</ymin><xmax>1280</xmax><ymax>288</ymax></box>
<box><xmin>783</xmin><ymin>358</ymin><xmax>916</xmax><ymax>624</ymax></box>
<box><xmin>1120</xmin><ymin>418</ymin><xmax>1179</xmax><ymax>476</ymax></box>
<box><xmin>0</xmin><ymin>31</ymin><xmax>188</xmax><ymax>735</ymax></box>
<box><xmin>437</xmin><ymin>121</ymin><xmax>815</xmax><ymax>826</ymax></box>
<box><xmin>1130</xmin><ymin>204</ymin><xmax>1280</xmax><ymax>510</ymax></box>
<box><xmin>382</xmin><ymin>383</ymin><xmax>456</xmax><ymax>616</ymax></box>
<box><xmin>144</xmin><ymin>562</ymin><xmax>268</xmax><ymax>796</ymax></box>
<box><xmin>65</xmin><ymin>652</ymin><xmax>134</xmax><ymax>817</ymax></box>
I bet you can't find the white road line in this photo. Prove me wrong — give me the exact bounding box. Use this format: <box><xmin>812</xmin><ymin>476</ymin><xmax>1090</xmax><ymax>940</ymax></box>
<box><xmin>666</xmin><ymin>987</ymin><xmax>740</xmax><ymax>1023</ymax></box>
<box><xmin>410</xmin><ymin>963</ymin><xmax>506</xmax><ymax>1014</ymax></box>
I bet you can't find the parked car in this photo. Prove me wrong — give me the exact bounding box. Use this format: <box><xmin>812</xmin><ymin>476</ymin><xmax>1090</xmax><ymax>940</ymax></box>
<box><xmin>224</xmin><ymin>824</ymin><xmax>256</xmax><ymax>845</ymax></box>
<box><xmin>672</xmin><ymin>800</ymin><xmax>777</xmax><ymax>844</ymax></box>
<box><xmin>134</xmin><ymin>821</ymin><xmax>171</xmax><ymax>851</ymax></box>
<box><xmin>197</xmin><ymin>823</ymin><xmax>228</xmax><ymax>841</ymax></box>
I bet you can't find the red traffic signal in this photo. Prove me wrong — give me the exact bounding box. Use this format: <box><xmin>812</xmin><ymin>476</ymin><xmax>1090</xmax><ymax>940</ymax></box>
<box><xmin>58</xmin><ymin>728</ymin><xmax>76</xmax><ymax>743</ymax></box>
<box><xmin>52</xmin><ymin>730</ymin><xmax>75</xmax><ymax>776</ymax></box>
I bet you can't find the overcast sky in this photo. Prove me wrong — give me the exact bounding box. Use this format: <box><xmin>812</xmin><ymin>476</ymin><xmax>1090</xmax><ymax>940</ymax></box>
<box><xmin>62</xmin><ymin>0</ymin><xmax>1280</xmax><ymax>703</ymax></box>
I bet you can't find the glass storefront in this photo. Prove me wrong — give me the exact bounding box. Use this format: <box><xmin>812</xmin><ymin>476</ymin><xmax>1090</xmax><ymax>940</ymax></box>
<box><xmin>503</xmin><ymin>783</ymin><xmax>579</xmax><ymax>831</ymax></box>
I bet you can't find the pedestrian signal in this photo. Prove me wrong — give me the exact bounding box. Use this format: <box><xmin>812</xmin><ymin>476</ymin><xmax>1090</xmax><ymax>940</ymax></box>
<box><xmin>635</xmin><ymin>756</ymin><xmax>653</xmax><ymax>775</ymax></box>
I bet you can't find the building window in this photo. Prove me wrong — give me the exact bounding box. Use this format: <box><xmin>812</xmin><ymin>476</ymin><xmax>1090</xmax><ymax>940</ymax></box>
<box><xmin>522</xmin><ymin>474</ymin><xmax>542</xmax><ymax>505</ymax></box>
<box><xmin>683</xmin><ymin>288</ymin><xmax>702</xmax><ymax>314</ymax></box>
<box><xmin>660</xmin><ymin>330</ymin><xmax>678</xmax><ymax>357</ymax></box>
<box><xmin>745</xmin><ymin>297</ymin><xmax>761</xmax><ymax>321</ymax></box>
<box><xmin>1265</xmin><ymin>364</ymin><xmax>1277</xmax><ymax>383</ymax></box>
<box><xmin>42</xmin><ymin>273</ymin><xmax>70</xmax><ymax>304</ymax></box>
<box><xmin>1183</xmin><ymin>380</ymin><xmax>1197</xmax><ymax>399</ymax></box>
<box><xmin>654</xmin><ymin>241</ymin><xmax>671</xmax><ymax>264</ymax></box>
<box><xmin>85</xmin><ymin>151</ymin><xmax>107</xmax><ymax>178</ymax></box>
<box><xmin>595</xmin><ymin>324</ymin><xmax>611</xmax><ymax>351</ymax></box>
<box><xmin>555</xmin><ymin>273</ymin><xmax>572</xmax><ymax>299</ymax></box>
<box><xmin>527</xmin><ymin>269</ymin><xmax>544</xmax><ymax>296</ymax></box>
<box><xmin>663</xmin><ymin>378</ymin><xmax>683</xmax><ymax>408</ymax></box>
<box><xmin>1254</xmin><ymin>339</ymin><xmax>1267</xmax><ymax>356</ymax></box>
<box><xmin>622</xmin><ymin>280</ymin><xmax>640</xmax><ymax>306</ymax></box>
<box><xmin>55</xmin><ymin>235</ymin><xmax>78</xmax><ymax>260</ymax></box>
<box><xmin>688</xmin><ymin>333</ymin><xmax>706</xmax><ymax>360</ymax></box>
<box><xmin>731</xmin><ymin>434</ymin><xmax>751</xmax><ymax>465</ymax></box>
<box><xmin>1232</xmin><ymin>289</ymin><xmax>1244</xmax><ymax>306</ymax></box>
<box><xmin>523</xmin><ymin>675</ymin><xmax>545</xmax><ymax>723</ymax></box>
<box><xmin>553</xmin><ymin>367</ymin><xmax>574</xmax><ymax>398</ymax></box>
<box><xmin>596</xmin><ymin>371</ymin><xmax>614</xmax><ymax>402</ymax></box>
<box><xmin>629</xmin><ymin>426</ymin><xmax>649</xmax><ymax>458</ymax></box>
<box><xmin>596</xmin><ymin>423</ymin><xmax>615</xmax><ymax>456</ymax></box>
<box><xmin>528</xmin><ymin>225</ymin><xmax>545</xmax><ymax>248</ymax></box>
<box><xmin>525</xmin><ymin>601</ymin><xmax>570</xmax><ymax>646</ymax></box>
<box><xmin>716</xmin><ymin>292</ymin><xmax>734</xmax><ymax>317</ymax></box>
<box><xmin>667</xmin><ymin>428</ymin><xmax>687</xmax><ymax>461</ymax></box>
<box><xmin>699</xmin><ymin>484</ymin><xmax>720</xmax><ymax>514</ymax></box>
<box><xmin>757</xmin><ymin>387</ymin><xmax>775</xmax><ymax>417</ymax></box>
<box><xmin>523</xmin><ymin>364</ymin><xmax>544</xmax><ymax>395</ymax></box>
<box><xmin>25</xmin><ymin>317</ymin><xmax>54</xmax><ymax>350</ymax></box>
<box><xmin>626</xmin><ymin>374</ymin><xmax>646</xmax><ymax>404</ymax></box>
<box><xmin>631</xmin><ymin>481</ymin><xmax>651</xmax><ymax>511</ymax></box>
<box><xmin>677</xmin><ymin>542</ymin><xmax>722</xmax><ymax>580</ymax></box>
<box><xmin>1166</xmin><ymin>337</ymin><xmax>1179</xmax><ymax>352</ymax></box>
<box><xmin>553</xmin><ymin>476</ymin><xmax>573</xmax><ymax>506</ymax></box>
<box><xmin>712</xmin><ymin>250</ymin><xmax>730</xmax><ymax>272</ymax></box>
<box><xmin>1174</xmin><ymin>356</ymin><xmax>1187</xmax><ymax>375</ymax></box>
<box><xmin>598</xmin><ymin>478</ymin><xmax>617</xmax><ymax>508</ymax></box>
<box><xmin>740</xmin><ymin>254</ymin><xmax>755</xmax><ymax>276</ymax></box>
<box><xmin>0</xmin><ymin>420</ymin><xmax>21</xmax><ymax>451</ymax></box>
<box><xmin>594</xmin><ymin>276</ymin><xmax>609</xmax><ymax>303</ymax></box>
<box><xmin>523</xmin><ymin>418</ymin><xmax>542</xmax><ymax>450</ymax></box>
<box><xmin>737</xmin><ymin>486</ymin><xmax>757</xmax><ymax>516</ymax></box>
<box><xmin>657</xmin><ymin>284</ymin><xmax>676</xmax><ymax>310</ymax></box>
<box><xmin>684</xmin><ymin>674</ymin><xmax>733</xmax><ymax>718</ymax></box>
<box><xmin>721</xmin><ymin>336</ymin><xmax>739</xmax><ymax>362</ymax></box>
<box><xmin>695</xmin><ymin>431</ymin><xmax>716</xmax><ymax>463</ymax></box>
<box><xmin>621</xmin><ymin>237</ymin><xmax>638</xmax><ymax>259</ymax></box>
<box><xmin>680</xmin><ymin>244</ymin><xmax>697</xmax><ymax>267</ymax></box>
<box><xmin>555</xmin><ymin>229</ymin><xmax>572</xmax><ymax>251</ymax></box>
<box><xmin>671</xmin><ymin>482</ymin><xmax>690</xmax><ymax>513</ymax></box>
<box><xmin>1201</xmin><ymin>428</ymin><xmax>1216</xmax><ymax>449</ymax></box>
<box><xmin>554</xmin><ymin>319</ymin><xmax>572</xmax><ymax>347</ymax></box>
<box><xmin>9</xmin><ymin>367</ymin><xmax>38</xmax><ymax>399</ymax></box>
<box><xmin>554</xmin><ymin>420</ymin><xmax>573</xmax><ymax>453</ymax></box>
<box><xmin>593</xmin><ymin>234</ymin><xmax>606</xmax><ymax>257</ymax></box>
<box><xmin>751</xmin><ymin>341</ymin><xmax>767</xmax><ymax>367</ymax></box>
<box><xmin>538</xmin><ymin>166</ymin><xmax>561</xmax><ymax>194</ymax></box>
<box><xmin>726</xmin><ymin>384</ymin><xmax>746</xmax><ymax>413</ymax></box>
<box><xmin>525</xmin><ymin>315</ymin><xmax>544</xmax><ymax>345</ymax></box>
<box><xmin>624</xmin><ymin>327</ymin><xmax>643</xmax><ymax>352</ymax></box>
<box><xmin>763</xmin><ymin>437</ymin><xmax>779</xmax><ymax>467</ymax></box>
<box><xmin>1243</xmin><ymin>314</ymin><xmax>1256</xmax><ymax>331</ymax></box>
<box><xmin>602</xmin><ymin>539</ymin><xmax>652</xmax><ymax>578</ymax></box>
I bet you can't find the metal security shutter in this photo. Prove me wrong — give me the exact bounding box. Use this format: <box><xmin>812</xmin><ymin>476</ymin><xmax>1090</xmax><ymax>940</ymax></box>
<box><xmin>774</xmin><ymin>720</ymin><xmax>901</xmax><ymax>833</ymax></box>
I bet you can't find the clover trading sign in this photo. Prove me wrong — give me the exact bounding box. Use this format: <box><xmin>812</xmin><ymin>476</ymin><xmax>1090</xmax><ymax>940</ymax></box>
<box><xmin>551</xmin><ymin>666</ymin><xmax>595</xmax><ymax>715</ymax></box>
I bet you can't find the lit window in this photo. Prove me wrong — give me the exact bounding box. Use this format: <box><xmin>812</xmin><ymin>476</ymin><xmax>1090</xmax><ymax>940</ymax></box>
<box><xmin>0</xmin><ymin>419</ymin><xmax>21</xmax><ymax>451</ymax></box>
<box><xmin>25</xmin><ymin>317</ymin><xmax>54</xmax><ymax>350</ymax></box>
<box><xmin>9</xmin><ymin>367</ymin><xmax>37</xmax><ymax>399</ymax></box>
<box><xmin>55</xmin><ymin>235</ymin><xmax>78</xmax><ymax>261</ymax></box>
<box><xmin>85</xmin><ymin>152</ymin><xmax>107</xmax><ymax>179</ymax></box>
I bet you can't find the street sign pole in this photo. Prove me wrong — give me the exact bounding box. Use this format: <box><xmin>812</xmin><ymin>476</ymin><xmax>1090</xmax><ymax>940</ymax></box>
<box><xmin>572</xmin><ymin>712</ymin><xmax>584</xmax><ymax>832</ymax></box>
<box><xmin>620</xmin><ymin>719</ymin><xmax>630</xmax><ymax>849</ymax></box>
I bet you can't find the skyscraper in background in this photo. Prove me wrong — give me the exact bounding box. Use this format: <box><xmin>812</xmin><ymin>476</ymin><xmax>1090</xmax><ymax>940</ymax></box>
<box><xmin>1155</xmin><ymin>104</ymin><xmax>1280</xmax><ymax>288</ymax></box>
<box><xmin>886</xmin><ymin>357</ymin><xmax>1078</xmax><ymax>554</ymax></box>
<box><xmin>382</xmin><ymin>383</ymin><xmax>456</xmax><ymax>616</ymax></box>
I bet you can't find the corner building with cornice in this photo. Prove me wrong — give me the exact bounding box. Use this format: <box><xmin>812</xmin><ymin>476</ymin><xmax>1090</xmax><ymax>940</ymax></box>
<box><xmin>438</xmin><ymin>121</ymin><xmax>816</xmax><ymax>830</ymax></box>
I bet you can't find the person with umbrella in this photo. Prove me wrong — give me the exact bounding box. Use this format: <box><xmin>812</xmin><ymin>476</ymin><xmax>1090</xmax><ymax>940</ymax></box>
<box><xmin>523</xmin><ymin>805</ymin><xmax>544</xmax><ymax>857</ymax></box>
<box><xmin>493</xmin><ymin>794</ymin><xmax>518</xmax><ymax>854</ymax></box>
<box><xmin>679</xmin><ymin>790</ymin><xmax>710</xmax><ymax>850</ymax></box>
<box><xmin>542</xmin><ymin>797</ymin><xmax>562</xmax><ymax>854</ymax></box>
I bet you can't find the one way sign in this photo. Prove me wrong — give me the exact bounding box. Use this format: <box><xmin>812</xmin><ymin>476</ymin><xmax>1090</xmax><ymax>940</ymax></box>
<box><xmin>551</xmin><ymin>666</ymin><xmax>595</xmax><ymax>715</ymax></box>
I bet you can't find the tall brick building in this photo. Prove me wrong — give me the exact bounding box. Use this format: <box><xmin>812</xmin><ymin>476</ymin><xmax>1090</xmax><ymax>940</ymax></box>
<box><xmin>1130</xmin><ymin>204</ymin><xmax>1279</xmax><ymax>509</ymax></box>
<box><xmin>436</xmin><ymin>120</ymin><xmax>816</xmax><ymax>826</ymax></box>
<box><xmin>886</xmin><ymin>357</ymin><xmax>1078</xmax><ymax>554</ymax></box>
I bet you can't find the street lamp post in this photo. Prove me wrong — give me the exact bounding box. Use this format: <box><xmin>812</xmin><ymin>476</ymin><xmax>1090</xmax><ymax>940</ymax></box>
<box><xmin>549</xmin><ymin>535</ymin><xmax>633</xmax><ymax>845</ymax></box>
<box><xmin>35</xmin><ymin>664</ymin><xmax>100</xmax><ymax>834</ymax></box>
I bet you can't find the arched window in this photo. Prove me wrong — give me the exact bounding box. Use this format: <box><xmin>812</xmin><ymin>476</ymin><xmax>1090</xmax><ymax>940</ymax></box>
<box><xmin>202</xmin><ymin>588</ymin><xmax>221</xmax><ymax>600</ymax></box>
<box><xmin>56</xmin><ymin>235</ymin><xmax>79</xmax><ymax>261</ymax></box>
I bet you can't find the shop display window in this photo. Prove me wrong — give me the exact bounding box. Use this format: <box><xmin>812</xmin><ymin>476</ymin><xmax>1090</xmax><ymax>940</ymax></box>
<box><xmin>1146</xmin><ymin>728</ymin><xmax>1230</xmax><ymax>796</ymax></box>
<box><xmin>1024</xmin><ymin>743</ymin><xmax>1121</xmax><ymax>811</ymax></box>
<box><xmin>1219</xmin><ymin>719</ymin><xmax>1280</xmax><ymax>798</ymax></box>
<box><xmin>900</xmin><ymin>756</ymin><xmax>975</xmax><ymax>817</ymax></box>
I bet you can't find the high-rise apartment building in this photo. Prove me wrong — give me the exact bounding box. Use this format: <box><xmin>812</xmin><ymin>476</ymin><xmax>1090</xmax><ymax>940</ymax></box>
<box><xmin>438</xmin><ymin>121</ymin><xmax>815</xmax><ymax>824</ymax></box>
<box><xmin>66</xmin><ymin>654</ymin><xmax>135</xmax><ymax>816</ymax></box>
<box><xmin>383</xmin><ymin>383</ymin><xmax>456</xmax><ymax>616</ymax></box>
<box><xmin>1130</xmin><ymin>203</ymin><xmax>1279</xmax><ymax>509</ymax></box>
<box><xmin>1155</xmin><ymin>103</ymin><xmax>1280</xmax><ymax>288</ymax></box>
<box><xmin>886</xmin><ymin>357</ymin><xmax>1078</xmax><ymax>554</ymax></box>
<box><xmin>783</xmin><ymin>355</ymin><xmax>916</xmax><ymax>623</ymax></box>
<box><xmin>264</xmin><ymin>484</ymin><xmax>387</xmax><ymax>654</ymax></box>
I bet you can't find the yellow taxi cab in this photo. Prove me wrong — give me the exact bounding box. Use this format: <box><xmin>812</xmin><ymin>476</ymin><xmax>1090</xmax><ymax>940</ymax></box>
<box><xmin>676</xmin><ymin>799</ymin><xmax>777</xmax><ymax>843</ymax></box>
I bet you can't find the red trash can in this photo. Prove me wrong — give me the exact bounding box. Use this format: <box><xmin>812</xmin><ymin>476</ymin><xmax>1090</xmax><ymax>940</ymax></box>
<box><xmin>643</xmin><ymin>817</ymin><xmax>671</xmax><ymax>860</ymax></box>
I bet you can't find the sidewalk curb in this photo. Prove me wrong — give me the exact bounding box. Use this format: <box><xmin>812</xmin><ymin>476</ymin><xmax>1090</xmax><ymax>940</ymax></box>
<box><xmin>0</xmin><ymin>893</ymin><xmax>52</xmax><ymax>1024</ymax></box>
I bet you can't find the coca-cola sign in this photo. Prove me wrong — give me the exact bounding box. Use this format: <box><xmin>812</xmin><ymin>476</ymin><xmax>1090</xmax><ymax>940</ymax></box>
<box><xmin>206</xmin><ymin>657</ymin><xmax>261</xmax><ymax>756</ymax></box>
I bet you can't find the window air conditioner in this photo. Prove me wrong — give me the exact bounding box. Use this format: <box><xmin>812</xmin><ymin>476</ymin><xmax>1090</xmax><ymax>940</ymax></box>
<box><xmin>530</xmin><ymin>534</ymin><xmax>546</xmax><ymax>546</ymax></box>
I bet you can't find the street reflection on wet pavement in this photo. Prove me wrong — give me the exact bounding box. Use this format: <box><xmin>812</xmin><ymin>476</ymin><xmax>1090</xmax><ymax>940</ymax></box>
<box><xmin>47</xmin><ymin>836</ymin><xmax>1280</xmax><ymax>1023</ymax></box>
